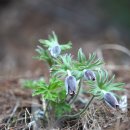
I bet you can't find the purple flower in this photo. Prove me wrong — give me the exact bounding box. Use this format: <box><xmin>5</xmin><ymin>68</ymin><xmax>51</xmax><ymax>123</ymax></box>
<box><xmin>65</xmin><ymin>76</ymin><xmax>77</xmax><ymax>95</ymax></box>
<box><xmin>83</xmin><ymin>69</ymin><xmax>96</xmax><ymax>81</ymax></box>
<box><xmin>49</xmin><ymin>44</ymin><xmax>61</xmax><ymax>58</ymax></box>
<box><xmin>104</xmin><ymin>92</ymin><xmax>119</xmax><ymax>109</ymax></box>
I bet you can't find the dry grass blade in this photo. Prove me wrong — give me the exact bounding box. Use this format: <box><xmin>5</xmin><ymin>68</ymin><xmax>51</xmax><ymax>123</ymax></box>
<box><xmin>96</xmin><ymin>44</ymin><xmax>130</xmax><ymax>59</ymax></box>
<box><xmin>6</xmin><ymin>100</ymin><xmax>20</xmax><ymax>128</ymax></box>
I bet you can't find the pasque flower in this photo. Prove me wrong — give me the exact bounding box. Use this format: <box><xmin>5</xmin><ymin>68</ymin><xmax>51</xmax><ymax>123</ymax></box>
<box><xmin>65</xmin><ymin>75</ymin><xmax>77</xmax><ymax>95</ymax></box>
<box><xmin>83</xmin><ymin>69</ymin><xmax>96</xmax><ymax>81</ymax></box>
<box><xmin>104</xmin><ymin>92</ymin><xmax>119</xmax><ymax>109</ymax></box>
<box><xmin>49</xmin><ymin>44</ymin><xmax>61</xmax><ymax>58</ymax></box>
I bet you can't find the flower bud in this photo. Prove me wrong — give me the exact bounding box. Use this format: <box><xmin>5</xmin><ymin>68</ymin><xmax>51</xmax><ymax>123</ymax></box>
<box><xmin>83</xmin><ymin>69</ymin><xmax>96</xmax><ymax>81</ymax></box>
<box><xmin>104</xmin><ymin>92</ymin><xmax>119</xmax><ymax>109</ymax></box>
<box><xmin>49</xmin><ymin>44</ymin><xmax>61</xmax><ymax>58</ymax></box>
<box><xmin>65</xmin><ymin>75</ymin><xmax>77</xmax><ymax>95</ymax></box>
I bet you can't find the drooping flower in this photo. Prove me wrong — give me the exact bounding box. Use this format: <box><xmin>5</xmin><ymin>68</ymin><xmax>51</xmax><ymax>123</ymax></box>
<box><xmin>49</xmin><ymin>44</ymin><xmax>61</xmax><ymax>58</ymax></box>
<box><xmin>104</xmin><ymin>92</ymin><xmax>119</xmax><ymax>109</ymax></box>
<box><xmin>83</xmin><ymin>69</ymin><xmax>96</xmax><ymax>81</ymax></box>
<box><xmin>65</xmin><ymin>75</ymin><xmax>77</xmax><ymax>95</ymax></box>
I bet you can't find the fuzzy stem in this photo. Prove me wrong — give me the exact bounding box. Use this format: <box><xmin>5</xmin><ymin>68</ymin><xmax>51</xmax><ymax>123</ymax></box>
<box><xmin>44</xmin><ymin>100</ymin><xmax>50</xmax><ymax>124</ymax></box>
<box><xmin>70</xmin><ymin>78</ymin><xmax>82</xmax><ymax>104</ymax></box>
<box><xmin>44</xmin><ymin>100</ymin><xmax>50</xmax><ymax>115</ymax></box>
<box><xmin>67</xmin><ymin>70</ymin><xmax>71</xmax><ymax>76</ymax></box>
<box><xmin>58</xmin><ymin>95</ymin><xmax>95</xmax><ymax>121</ymax></box>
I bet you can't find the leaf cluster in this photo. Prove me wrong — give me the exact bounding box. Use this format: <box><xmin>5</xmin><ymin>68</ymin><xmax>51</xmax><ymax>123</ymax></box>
<box><xmin>51</xmin><ymin>102</ymin><xmax>71</xmax><ymax>118</ymax></box>
<box><xmin>35</xmin><ymin>32</ymin><xmax>72</xmax><ymax>66</ymax></box>
<box><xmin>87</xmin><ymin>69</ymin><xmax>125</xmax><ymax>99</ymax></box>
<box><xmin>35</xmin><ymin>46</ymin><xmax>53</xmax><ymax>66</ymax></box>
<box><xmin>76</xmin><ymin>49</ymin><xmax>103</xmax><ymax>70</ymax></box>
<box><xmin>24</xmin><ymin>78</ymin><xmax>66</xmax><ymax>102</ymax></box>
<box><xmin>51</xmin><ymin>54</ymin><xmax>74</xmax><ymax>78</ymax></box>
<box><xmin>51</xmin><ymin>48</ymin><xmax>103</xmax><ymax>79</ymax></box>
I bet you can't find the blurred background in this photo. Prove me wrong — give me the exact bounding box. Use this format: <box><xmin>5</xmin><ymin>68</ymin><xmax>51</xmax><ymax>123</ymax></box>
<box><xmin>0</xmin><ymin>0</ymin><xmax>130</xmax><ymax>77</ymax></box>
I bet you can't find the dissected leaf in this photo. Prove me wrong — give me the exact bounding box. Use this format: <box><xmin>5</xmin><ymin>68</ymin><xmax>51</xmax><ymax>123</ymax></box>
<box><xmin>86</xmin><ymin>69</ymin><xmax>125</xmax><ymax>99</ymax></box>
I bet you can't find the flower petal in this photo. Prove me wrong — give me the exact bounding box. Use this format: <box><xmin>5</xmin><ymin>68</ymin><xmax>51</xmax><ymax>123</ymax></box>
<box><xmin>65</xmin><ymin>76</ymin><xmax>77</xmax><ymax>95</ymax></box>
<box><xmin>104</xmin><ymin>92</ymin><xmax>119</xmax><ymax>109</ymax></box>
<box><xmin>84</xmin><ymin>69</ymin><xmax>96</xmax><ymax>81</ymax></box>
<box><xmin>49</xmin><ymin>44</ymin><xmax>61</xmax><ymax>58</ymax></box>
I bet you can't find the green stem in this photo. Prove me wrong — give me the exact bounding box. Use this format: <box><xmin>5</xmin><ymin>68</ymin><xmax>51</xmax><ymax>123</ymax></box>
<box><xmin>58</xmin><ymin>95</ymin><xmax>95</xmax><ymax>120</ymax></box>
<box><xmin>70</xmin><ymin>78</ymin><xmax>82</xmax><ymax>104</ymax></box>
<box><xmin>44</xmin><ymin>100</ymin><xmax>50</xmax><ymax>115</ymax></box>
<box><xmin>44</xmin><ymin>100</ymin><xmax>51</xmax><ymax>125</ymax></box>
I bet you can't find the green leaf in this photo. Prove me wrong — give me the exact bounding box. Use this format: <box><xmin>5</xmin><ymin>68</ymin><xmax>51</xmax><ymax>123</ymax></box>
<box><xmin>72</xmin><ymin>70</ymin><xmax>83</xmax><ymax>80</ymax></box>
<box><xmin>39</xmin><ymin>39</ymin><xmax>53</xmax><ymax>48</ymax></box>
<box><xmin>77</xmin><ymin>48</ymin><xmax>86</xmax><ymax>63</ymax></box>
<box><xmin>60</xmin><ymin>41</ymin><xmax>72</xmax><ymax>51</ymax></box>
<box><xmin>51</xmin><ymin>54</ymin><xmax>74</xmax><ymax>77</ymax></box>
<box><xmin>35</xmin><ymin>45</ymin><xmax>53</xmax><ymax>65</ymax></box>
<box><xmin>54</xmin><ymin>102</ymin><xmax>71</xmax><ymax>118</ymax></box>
<box><xmin>39</xmin><ymin>32</ymin><xmax>58</xmax><ymax>48</ymax></box>
<box><xmin>32</xmin><ymin>89</ymin><xmax>47</xmax><ymax>96</ymax></box>
<box><xmin>50</xmin><ymin>31</ymin><xmax>58</xmax><ymax>42</ymax></box>
<box><xmin>86</xmin><ymin>69</ymin><xmax>125</xmax><ymax>99</ymax></box>
<box><xmin>44</xmin><ymin>91</ymin><xmax>58</xmax><ymax>101</ymax></box>
<box><xmin>23</xmin><ymin>78</ymin><xmax>46</xmax><ymax>89</ymax></box>
<box><xmin>75</xmin><ymin>52</ymin><xmax>104</xmax><ymax>71</ymax></box>
<box><xmin>39</xmin><ymin>32</ymin><xmax>72</xmax><ymax>52</ymax></box>
<box><xmin>24</xmin><ymin>77</ymin><xmax>66</xmax><ymax>102</ymax></box>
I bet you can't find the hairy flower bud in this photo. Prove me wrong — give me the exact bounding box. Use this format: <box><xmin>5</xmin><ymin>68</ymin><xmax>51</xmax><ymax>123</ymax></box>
<box><xmin>65</xmin><ymin>75</ymin><xmax>77</xmax><ymax>95</ymax></box>
<box><xmin>104</xmin><ymin>92</ymin><xmax>119</xmax><ymax>109</ymax></box>
<box><xmin>49</xmin><ymin>44</ymin><xmax>61</xmax><ymax>58</ymax></box>
<box><xmin>83</xmin><ymin>69</ymin><xmax>96</xmax><ymax>81</ymax></box>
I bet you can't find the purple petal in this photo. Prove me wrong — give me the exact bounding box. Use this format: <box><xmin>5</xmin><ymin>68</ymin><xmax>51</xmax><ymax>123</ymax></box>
<box><xmin>84</xmin><ymin>69</ymin><xmax>96</xmax><ymax>81</ymax></box>
<box><xmin>65</xmin><ymin>76</ymin><xmax>77</xmax><ymax>95</ymax></box>
<box><xmin>104</xmin><ymin>92</ymin><xmax>119</xmax><ymax>109</ymax></box>
<box><xmin>50</xmin><ymin>45</ymin><xmax>61</xmax><ymax>58</ymax></box>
